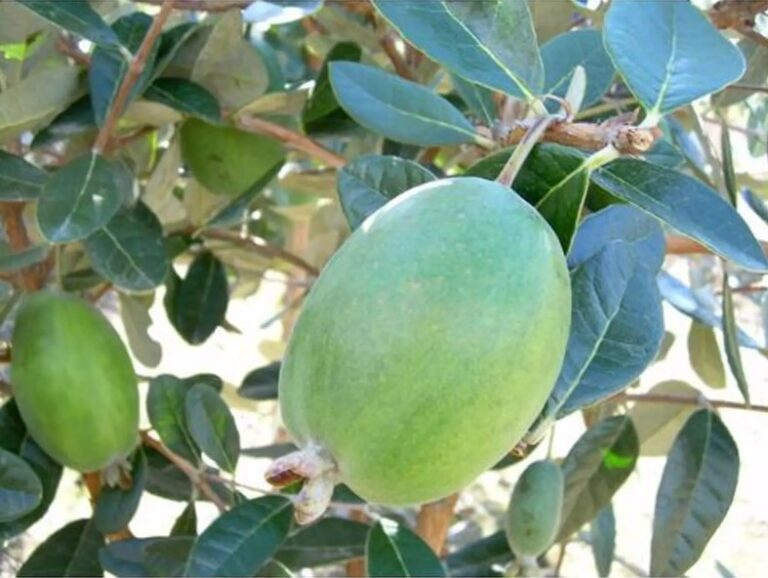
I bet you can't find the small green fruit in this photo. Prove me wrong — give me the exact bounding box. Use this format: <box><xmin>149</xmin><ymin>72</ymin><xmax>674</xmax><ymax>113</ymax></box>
<box><xmin>180</xmin><ymin>118</ymin><xmax>285</xmax><ymax>195</ymax></box>
<box><xmin>272</xmin><ymin>177</ymin><xmax>571</xmax><ymax>523</ymax></box>
<box><xmin>11</xmin><ymin>292</ymin><xmax>139</xmax><ymax>472</ymax></box>
<box><xmin>504</xmin><ymin>459</ymin><xmax>565</xmax><ymax>559</ymax></box>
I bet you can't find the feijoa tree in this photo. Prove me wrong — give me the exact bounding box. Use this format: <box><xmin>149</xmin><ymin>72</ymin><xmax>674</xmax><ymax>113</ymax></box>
<box><xmin>0</xmin><ymin>0</ymin><xmax>766</xmax><ymax>576</ymax></box>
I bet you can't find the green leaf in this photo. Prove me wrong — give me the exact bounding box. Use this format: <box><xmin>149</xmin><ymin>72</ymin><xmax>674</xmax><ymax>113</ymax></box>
<box><xmin>541</xmin><ymin>30</ymin><xmax>614</xmax><ymax>110</ymax></box>
<box><xmin>0</xmin><ymin>66</ymin><xmax>80</xmax><ymax>141</ymax></box>
<box><xmin>145</xmin><ymin>537</ymin><xmax>195</xmax><ymax>578</ymax></box>
<box><xmin>169</xmin><ymin>251</ymin><xmax>229</xmax><ymax>345</ymax></box>
<box><xmin>650</xmin><ymin>410</ymin><xmax>739</xmax><ymax>576</ymax></box>
<box><xmin>119</xmin><ymin>293</ymin><xmax>162</xmax><ymax>369</ymax></box>
<box><xmin>84</xmin><ymin>201</ymin><xmax>169</xmax><ymax>292</ymax></box>
<box><xmin>243</xmin><ymin>442</ymin><xmax>296</xmax><ymax>460</ymax></box>
<box><xmin>274</xmin><ymin>518</ymin><xmax>369</xmax><ymax>568</ymax></box>
<box><xmin>32</xmin><ymin>96</ymin><xmax>96</xmax><ymax>149</ymax></box>
<box><xmin>145</xmin><ymin>79</ymin><xmax>221</xmax><ymax>124</ymax></box>
<box><xmin>366</xmin><ymin>518</ymin><xmax>445</xmax><ymax>577</ymax></box>
<box><xmin>171</xmin><ymin>502</ymin><xmax>197</xmax><ymax>537</ymax></box>
<box><xmin>0</xmin><ymin>447</ymin><xmax>42</xmax><ymax>523</ymax></box>
<box><xmin>445</xmin><ymin>531</ymin><xmax>511</xmax><ymax>577</ymax></box>
<box><xmin>191</xmin><ymin>11</ymin><xmax>268</xmax><ymax>111</ymax></box>
<box><xmin>15</xmin><ymin>0</ymin><xmax>121</xmax><ymax>48</ymax></box>
<box><xmin>238</xmin><ymin>362</ymin><xmax>281</xmax><ymax>400</ymax></box>
<box><xmin>302</xmin><ymin>41</ymin><xmax>361</xmax><ymax>135</ymax></box>
<box><xmin>329</xmin><ymin>62</ymin><xmax>479</xmax><ymax>146</ymax></box>
<box><xmin>715</xmin><ymin>39</ymin><xmax>768</xmax><ymax>107</ymax></box>
<box><xmin>372</xmin><ymin>0</ymin><xmax>542</xmax><ymax>100</ymax></box>
<box><xmin>592</xmin><ymin>159</ymin><xmax>768</xmax><ymax>272</ymax></box>
<box><xmin>558</xmin><ymin>416</ymin><xmax>639</xmax><ymax>540</ymax></box>
<box><xmin>629</xmin><ymin>380</ymin><xmax>699</xmax><ymax>457</ymax></box>
<box><xmin>146</xmin><ymin>375</ymin><xmax>201</xmax><ymax>464</ymax></box>
<box><xmin>37</xmin><ymin>152</ymin><xmax>127</xmax><ymax>244</ymax></box>
<box><xmin>185</xmin><ymin>383</ymin><xmax>239</xmax><ymax>473</ymax></box>
<box><xmin>604</xmin><ymin>0</ymin><xmax>745</xmax><ymax>119</ymax></box>
<box><xmin>590</xmin><ymin>504</ymin><xmax>615</xmax><ymax>578</ymax></box>
<box><xmin>337</xmin><ymin>154</ymin><xmax>436</xmax><ymax>230</ymax></box>
<box><xmin>183</xmin><ymin>496</ymin><xmax>293</xmax><ymax>577</ymax></box>
<box><xmin>93</xmin><ymin>449</ymin><xmax>147</xmax><ymax>535</ymax></box>
<box><xmin>722</xmin><ymin>273</ymin><xmax>750</xmax><ymax>404</ymax></box>
<box><xmin>18</xmin><ymin>519</ymin><xmax>104</xmax><ymax>577</ymax></box>
<box><xmin>688</xmin><ymin>320</ymin><xmax>726</xmax><ymax>389</ymax></box>
<box><xmin>0</xmin><ymin>150</ymin><xmax>48</xmax><ymax>200</ymax></box>
<box><xmin>0</xmin><ymin>244</ymin><xmax>49</xmax><ymax>273</ymax></box>
<box><xmin>451</xmin><ymin>75</ymin><xmax>496</xmax><ymax>126</ymax></box>
<box><xmin>99</xmin><ymin>538</ymin><xmax>152</xmax><ymax>578</ymax></box>
<box><xmin>203</xmin><ymin>162</ymin><xmax>282</xmax><ymax>230</ymax></box>
<box><xmin>0</xmin><ymin>401</ymin><xmax>63</xmax><ymax>541</ymax></box>
<box><xmin>89</xmin><ymin>13</ymin><xmax>158</xmax><ymax>127</ymax></box>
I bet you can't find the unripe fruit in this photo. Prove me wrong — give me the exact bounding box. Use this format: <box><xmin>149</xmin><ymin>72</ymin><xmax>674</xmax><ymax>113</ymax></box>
<box><xmin>271</xmin><ymin>177</ymin><xmax>571</xmax><ymax>523</ymax></box>
<box><xmin>504</xmin><ymin>459</ymin><xmax>564</xmax><ymax>559</ymax></box>
<box><xmin>11</xmin><ymin>292</ymin><xmax>139</xmax><ymax>472</ymax></box>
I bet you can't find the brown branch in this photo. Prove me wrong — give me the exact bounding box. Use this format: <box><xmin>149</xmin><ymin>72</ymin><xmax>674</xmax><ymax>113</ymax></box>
<box><xmin>140</xmin><ymin>431</ymin><xmax>229</xmax><ymax>512</ymax></box>
<box><xmin>0</xmin><ymin>204</ymin><xmax>43</xmax><ymax>291</ymax></box>
<box><xmin>55</xmin><ymin>36</ymin><xmax>91</xmax><ymax>67</ymax></box>
<box><xmin>620</xmin><ymin>392</ymin><xmax>768</xmax><ymax>414</ymax></box>
<box><xmin>236</xmin><ymin>116</ymin><xmax>346</xmax><ymax>169</ymax></box>
<box><xmin>134</xmin><ymin>0</ymin><xmax>252</xmax><ymax>11</ymax></box>
<box><xmin>724</xmin><ymin>83</ymin><xmax>768</xmax><ymax>94</ymax></box>
<box><xmin>496</xmin><ymin>119</ymin><xmax>661</xmax><ymax>155</ymax></box>
<box><xmin>415</xmin><ymin>494</ymin><xmax>459</xmax><ymax>555</ymax></box>
<box><xmin>199</xmin><ymin>229</ymin><xmax>320</xmax><ymax>277</ymax></box>
<box><xmin>381</xmin><ymin>34</ymin><xmax>414</xmax><ymax>81</ymax></box>
<box><xmin>93</xmin><ymin>0</ymin><xmax>175</xmax><ymax>154</ymax></box>
<box><xmin>666</xmin><ymin>234</ymin><xmax>768</xmax><ymax>257</ymax></box>
<box><xmin>709</xmin><ymin>0</ymin><xmax>768</xmax><ymax>29</ymax></box>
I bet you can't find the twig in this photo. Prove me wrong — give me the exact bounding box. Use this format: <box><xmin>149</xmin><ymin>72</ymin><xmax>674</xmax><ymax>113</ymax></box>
<box><xmin>93</xmin><ymin>0</ymin><xmax>175</xmax><ymax>154</ymax></box>
<box><xmin>134</xmin><ymin>0</ymin><xmax>252</xmax><ymax>10</ymax></box>
<box><xmin>199</xmin><ymin>229</ymin><xmax>320</xmax><ymax>276</ymax></box>
<box><xmin>0</xmin><ymin>204</ymin><xmax>43</xmax><ymax>291</ymax></box>
<box><xmin>89</xmin><ymin>283</ymin><xmax>113</xmax><ymax>303</ymax></box>
<box><xmin>415</xmin><ymin>494</ymin><xmax>459</xmax><ymax>555</ymax></box>
<box><xmin>380</xmin><ymin>34</ymin><xmax>414</xmax><ymax>80</ymax></box>
<box><xmin>140</xmin><ymin>431</ymin><xmax>229</xmax><ymax>512</ymax></box>
<box><xmin>574</xmin><ymin>98</ymin><xmax>637</xmax><ymax>120</ymax></box>
<box><xmin>666</xmin><ymin>234</ymin><xmax>768</xmax><ymax>257</ymax></box>
<box><xmin>55</xmin><ymin>36</ymin><xmax>91</xmax><ymax>67</ymax></box>
<box><xmin>709</xmin><ymin>0</ymin><xmax>768</xmax><ymax>29</ymax></box>
<box><xmin>236</xmin><ymin>116</ymin><xmax>346</xmax><ymax>169</ymax></box>
<box><xmin>554</xmin><ymin>540</ymin><xmax>569</xmax><ymax>577</ymax></box>
<box><xmin>724</xmin><ymin>83</ymin><xmax>768</xmax><ymax>94</ymax></box>
<box><xmin>620</xmin><ymin>392</ymin><xmax>768</xmax><ymax>414</ymax></box>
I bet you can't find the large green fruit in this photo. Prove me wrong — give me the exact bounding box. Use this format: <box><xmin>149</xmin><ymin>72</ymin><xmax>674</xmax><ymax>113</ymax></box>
<box><xmin>275</xmin><ymin>177</ymin><xmax>571</xmax><ymax>522</ymax></box>
<box><xmin>11</xmin><ymin>292</ymin><xmax>139</xmax><ymax>472</ymax></box>
<box><xmin>180</xmin><ymin>118</ymin><xmax>285</xmax><ymax>195</ymax></box>
<box><xmin>504</xmin><ymin>459</ymin><xmax>564</xmax><ymax>559</ymax></box>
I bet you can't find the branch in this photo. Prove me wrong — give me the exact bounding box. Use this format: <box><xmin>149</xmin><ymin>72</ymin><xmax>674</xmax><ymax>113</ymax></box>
<box><xmin>55</xmin><ymin>36</ymin><xmax>91</xmax><ymax>67</ymax></box>
<box><xmin>709</xmin><ymin>0</ymin><xmax>768</xmax><ymax>29</ymax></box>
<box><xmin>620</xmin><ymin>392</ymin><xmax>768</xmax><ymax>414</ymax></box>
<box><xmin>134</xmin><ymin>0</ymin><xmax>252</xmax><ymax>11</ymax></box>
<box><xmin>0</xmin><ymin>204</ymin><xmax>44</xmax><ymax>291</ymax></box>
<box><xmin>496</xmin><ymin>118</ymin><xmax>661</xmax><ymax>155</ymax></box>
<box><xmin>415</xmin><ymin>494</ymin><xmax>459</xmax><ymax>555</ymax></box>
<box><xmin>666</xmin><ymin>234</ymin><xmax>768</xmax><ymax>257</ymax></box>
<box><xmin>236</xmin><ymin>116</ymin><xmax>346</xmax><ymax>169</ymax></box>
<box><xmin>380</xmin><ymin>34</ymin><xmax>414</xmax><ymax>80</ymax></box>
<box><xmin>140</xmin><ymin>431</ymin><xmax>229</xmax><ymax>512</ymax></box>
<box><xmin>93</xmin><ymin>0</ymin><xmax>175</xmax><ymax>154</ymax></box>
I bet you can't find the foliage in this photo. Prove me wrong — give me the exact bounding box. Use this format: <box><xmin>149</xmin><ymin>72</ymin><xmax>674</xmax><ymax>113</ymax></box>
<box><xmin>0</xmin><ymin>0</ymin><xmax>766</xmax><ymax>576</ymax></box>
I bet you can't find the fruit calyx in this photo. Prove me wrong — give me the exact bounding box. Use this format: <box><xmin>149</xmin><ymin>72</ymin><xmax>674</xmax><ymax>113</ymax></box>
<box><xmin>265</xmin><ymin>443</ymin><xmax>338</xmax><ymax>524</ymax></box>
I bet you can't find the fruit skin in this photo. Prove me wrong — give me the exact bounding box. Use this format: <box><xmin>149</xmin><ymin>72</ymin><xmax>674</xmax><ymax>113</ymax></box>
<box><xmin>278</xmin><ymin>177</ymin><xmax>571</xmax><ymax>506</ymax></box>
<box><xmin>504</xmin><ymin>459</ymin><xmax>564</xmax><ymax>558</ymax></box>
<box><xmin>11</xmin><ymin>292</ymin><xmax>139</xmax><ymax>472</ymax></box>
<box><xmin>180</xmin><ymin>118</ymin><xmax>285</xmax><ymax>196</ymax></box>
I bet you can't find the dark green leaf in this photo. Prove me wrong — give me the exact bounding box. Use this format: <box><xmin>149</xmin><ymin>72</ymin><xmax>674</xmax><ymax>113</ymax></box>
<box><xmin>93</xmin><ymin>449</ymin><xmax>147</xmax><ymax>535</ymax></box>
<box><xmin>604</xmin><ymin>0</ymin><xmax>745</xmax><ymax>119</ymax></box>
<box><xmin>145</xmin><ymin>79</ymin><xmax>221</xmax><ymax>124</ymax></box>
<box><xmin>742</xmin><ymin>189</ymin><xmax>768</xmax><ymax>226</ymax></box>
<box><xmin>146</xmin><ymin>375</ymin><xmax>201</xmax><ymax>463</ymax></box>
<box><xmin>644</xmin><ymin>138</ymin><xmax>685</xmax><ymax>169</ymax></box>
<box><xmin>0</xmin><ymin>150</ymin><xmax>47</xmax><ymax>200</ymax></box>
<box><xmin>239</xmin><ymin>362</ymin><xmax>281</xmax><ymax>400</ymax></box>
<box><xmin>18</xmin><ymin>519</ymin><xmax>104</xmax><ymax>577</ymax></box>
<box><xmin>0</xmin><ymin>447</ymin><xmax>42</xmax><ymax>523</ymax></box>
<box><xmin>650</xmin><ymin>410</ymin><xmax>739</xmax><ymax>576</ymax></box>
<box><xmin>558</xmin><ymin>416</ymin><xmax>639</xmax><ymax>540</ymax></box>
<box><xmin>145</xmin><ymin>537</ymin><xmax>195</xmax><ymax>578</ymax></box>
<box><xmin>372</xmin><ymin>0</ymin><xmax>542</xmax><ymax>100</ymax></box>
<box><xmin>16</xmin><ymin>0</ymin><xmax>121</xmax><ymax>48</ymax></box>
<box><xmin>37</xmin><ymin>152</ymin><xmax>127</xmax><ymax>243</ymax></box>
<box><xmin>366</xmin><ymin>518</ymin><xmax>446</xmax><ymax>577</ymax></box>
<box><xmin>84</xmin><ymin>201</ymin><xmax>169</xmax><ymax>292</ymax></box>
<box><xmin>203</xmin><ymin>162</ymin><xmax>282</xmax><ymax>230</ymax></box>
<box><xmin>274</xmin><ymin>518</ymin><xmax>369</xmax><ymax>568</ymax></box>
<box><xmin>337</xmin><ymin>154</ymin><xmax>436</xmax><ymax>230</ymax></box>
<box><xmin>592</xmin><ymin>159</ymin><xmax>768</xmax><ymax>272</ymax></box>
<box><xmin>171</xmin><ymin>502</ymin><xmax>197</xmax><ymax>537</ymax></box>
<box><xmin>590</xmin><ymin>505</ymin><xmax>615</xmax><ymax>578</ymax></box>
<box><xmin>722</xmin><ymin>273</ymin><xmax>750</xmax><ymax>404</ymax></box>
<box><xmin>31</xmin><ymin>96</ymin><xmax>96</xmax><ymax>149</ymax></box>
<box><xmin>154</xmin><ymin>22</ymin><xmax>200</xmax><ymax>78</ymax></box>
<box><xmin>715</xmin><ymin>39</ymin><xmax>768</xmax><ymax>107</ymax></box>
<box><xmin>541</xmin><ymin>30</ymin><xmax>614</xmax><ymax>110</ymax></box>
<box><xmin>144</xmin><ymin>446</ymin><xmax>234</xmax><ymax>505</ymax></box>
<box><xmin>721</xmin><ymin>123</ymin><xmax>738</xmax><ymax>205</ymax></box>
<box><xmin>99</xmin><ymin>538</ymin><xmax>152</xmax><ymax>578</ymax></box>
<box><xmin>445</xmin><ymin>531</ymin><xmax>511</xmax><ymax>577</ymax></box>
<box><xmin>329</xmin><ymin>62</ymin><xmax>479</xmax><ymax>146</ymax></box>
<box><xmin>183</xmin><ymin>496</ymin><xmax>293</xmax><ymax>577</ymax></box>
<box><xmin>302</xmin><ymin>41</ymin><xmax>361</xmax><ymax>135</ymax></box>
<box><xmin>243</xmin><ymin>443</ymin><xmax>296</xmax><ymax>460</ymax></box>
<box><xmin>0</xmin><ymin>244</ymin><xmax>49</xmax><ymax>273</ymax></box>
<box><xmin>170</xmin><ymin>252</ymin><xmax>229</xmax><ymax>345</ymax></box>
<box><xmin>688</xmin><ymin>320</ymin><xmax>726</xmax><ymax>389</ymax></box>
<box><xmin>185</xmin><ymin>383</ymin><xmax>239</xmax><ymax>473</ymax></box>
<box><xmin>451</xmin><ymin>75</ymin><xmax>496</xmax><ymax>125</ymax></box>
